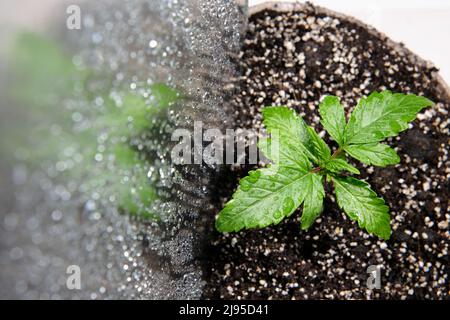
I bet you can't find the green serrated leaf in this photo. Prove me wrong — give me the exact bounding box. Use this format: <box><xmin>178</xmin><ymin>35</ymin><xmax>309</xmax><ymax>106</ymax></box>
<box><xmin>218</xmin><ymin>106</ymin><xmax>327</xmax><ymax>233</ymax></box>
<box><xmin>319</xmin><ymin>96</ymin><xmax>347</xmax><ymax>146</ymax></box>
<box><xmin>262</xmin><ymin>106</ymin><xmax>309</xmax><ymax>142</ymax></box>
<box><xmin>344</xmin><ymin>143</ymin><xmax>400</xmax><ymax>167</ymax></box>
<box><xmin>216</xmin><ymin>165</ymin><xmax>317</xmax><ymax>232</ymax></box>
<box><xmin>306</xmin><ymin>126</ymin><xmax>331</xmax><ymax>165</ymax></box>
<box><xmin>324</xmin><ymin>158</ymin><xmax>360</xmax><ymax>175</ymax></box>
<box><xmin>345</xmin><ymin>91</ymin><xmax>433</xmax><ymax>144</ymax></box>
<box><xmin>258</xmin><ymin>137</ymin><xmax>311</xmax><ymax>171</ymax></box>
<box><xmin>262</xmin><ymin>106</ymin><xmax>317</xmax><ymax>164</ymax></box>
<box><xmin>332</xmin><ymin>176</ymin><xmax>391</xmax><ymax>239</ymax></box>
<box><xmin>301</xmin><ymin>173</ymin><xmax>325</xmax><ymax>230</ymax></box>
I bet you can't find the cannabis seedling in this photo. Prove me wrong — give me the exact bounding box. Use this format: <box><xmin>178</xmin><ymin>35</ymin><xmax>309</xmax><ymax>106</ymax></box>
<box><xmin>216</xmin><ymin>91</ymin><xmax>433</xmax><ymax>239</ymax></box>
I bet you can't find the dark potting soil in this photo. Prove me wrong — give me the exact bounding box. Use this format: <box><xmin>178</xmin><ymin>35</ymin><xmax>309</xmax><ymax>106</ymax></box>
<box><xmin>202</xmin><ymin>6</ymin><xmax>450</xmax><ymax>299</ymax></box>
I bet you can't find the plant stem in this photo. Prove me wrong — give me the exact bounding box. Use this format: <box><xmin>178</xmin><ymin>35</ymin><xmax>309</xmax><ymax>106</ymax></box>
<box><xmin>311</xmin><ymin>167</ymin><xmax>321</xmax><ymax>173</ymax></box>
<box><xmin>331</xmin><ymin>148</ymin><xmax>343</xmax><ymax>159</ymax></box>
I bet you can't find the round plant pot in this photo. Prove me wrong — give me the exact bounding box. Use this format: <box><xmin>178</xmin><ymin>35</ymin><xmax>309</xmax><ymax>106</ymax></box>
<box><xmin>204</xmin><ymin>1</ymin><xmax>450</xmax><ymax>300</ymax></box>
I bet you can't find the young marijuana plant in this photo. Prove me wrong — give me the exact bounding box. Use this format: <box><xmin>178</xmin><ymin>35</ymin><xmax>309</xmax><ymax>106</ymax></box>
<box><xmin>215</xmin><ymin>91</ymin><xmax>433</xmax><ymax>239</ymax></box>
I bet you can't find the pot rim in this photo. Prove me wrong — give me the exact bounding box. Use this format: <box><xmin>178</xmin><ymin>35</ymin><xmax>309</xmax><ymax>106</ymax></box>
<box><xmin>248</xmin><ymin>1</ymin><xmax>450</xmax><ymax>101</ymax></box>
